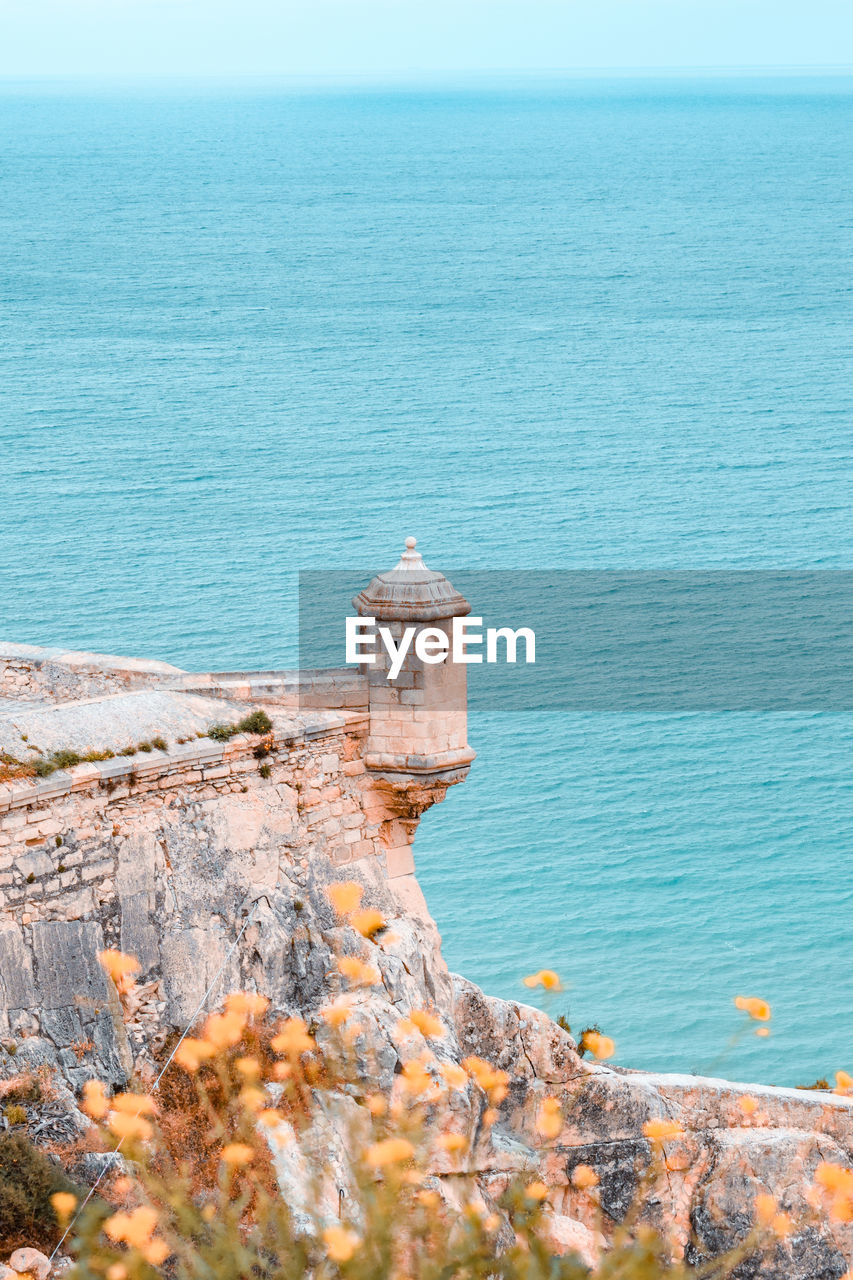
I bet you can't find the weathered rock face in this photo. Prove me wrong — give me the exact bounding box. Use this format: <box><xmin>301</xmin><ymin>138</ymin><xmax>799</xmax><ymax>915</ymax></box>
<box><xmin>2</xmin><ymin>644</ymin><xmax>853</xmax><ymax>1278</ymax></box>
<box><xmin>449</xmin><ymin>975</ymin><xmax>853</xmax><ymax>1276</ymax></box>
<box><xmin>0</xmin><ymin>719</ymin><xmax>437</xmax><ymax>1088</ymax></box>
<box><xmin>10</xmin><ymin>827</ymin><xmax>852</xmax><ymax>1277</ymax></box>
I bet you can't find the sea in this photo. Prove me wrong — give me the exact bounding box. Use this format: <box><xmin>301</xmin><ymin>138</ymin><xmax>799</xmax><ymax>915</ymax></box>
<box><xmin>1</xmin><ymin>74</ymin><xmax>851</xmax><ymax>1086</ymax></box>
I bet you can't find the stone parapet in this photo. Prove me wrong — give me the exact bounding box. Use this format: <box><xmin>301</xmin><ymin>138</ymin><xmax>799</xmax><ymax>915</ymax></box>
<box><xmin>0</xmin><ymin>696</ymin><xmax>432</xmax><ymax>1086</ymax></box>
<box><xmin>0</xmin><ymin>644</ymin><xmax>185</xmax><ymax>704</ymax></box>
<box><xmin>0</xmin><ymin>711</ymin><xmax>349</xmax><ymax>817</ymax></box>
<box><xmin>172</xmin><ymin>668</ymin><xmax>369</xmax><ymax>711</ymax></box>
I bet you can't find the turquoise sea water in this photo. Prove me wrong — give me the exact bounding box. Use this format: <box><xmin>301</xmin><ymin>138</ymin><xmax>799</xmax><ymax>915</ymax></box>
<box><xmin>1</xmin><ymin>76</ymin><xmax>851</xmax><ymax>1084</ymax></box>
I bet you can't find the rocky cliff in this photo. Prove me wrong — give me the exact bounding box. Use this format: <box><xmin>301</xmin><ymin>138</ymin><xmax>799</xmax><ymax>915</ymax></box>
<box><xmin>2</xmin><ymin>640</ymin><xmax>852</xmax><ymax>1279</ymax></box>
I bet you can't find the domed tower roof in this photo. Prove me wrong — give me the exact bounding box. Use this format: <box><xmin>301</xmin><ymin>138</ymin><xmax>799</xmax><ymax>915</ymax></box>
<box><xmin>352</xmin><ymin>538</ymin><xmax>471</xmax><ymax>623</ymax></box>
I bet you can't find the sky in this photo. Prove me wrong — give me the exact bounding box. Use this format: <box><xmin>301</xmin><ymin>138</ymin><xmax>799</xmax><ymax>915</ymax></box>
<box><xmin>0</xmin><ymin>0</ymin><xmax>852</xmax><ymax>78</ymax></box>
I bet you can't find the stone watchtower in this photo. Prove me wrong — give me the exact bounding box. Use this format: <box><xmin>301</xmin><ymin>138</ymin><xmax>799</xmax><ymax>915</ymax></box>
<box><xmin>352</xmin><ymin>539</ymin><xmax>475</xmax><ymax>899</ymax></box>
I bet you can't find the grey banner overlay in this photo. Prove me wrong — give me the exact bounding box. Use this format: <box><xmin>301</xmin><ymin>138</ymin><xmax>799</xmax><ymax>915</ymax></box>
<box><xmin>298</xmin><ymin>571</ymin><xmax>853</xmax><ymax>711</ymax></box>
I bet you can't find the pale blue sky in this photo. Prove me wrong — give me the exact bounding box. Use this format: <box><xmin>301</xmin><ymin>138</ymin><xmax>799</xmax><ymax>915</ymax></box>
<box><xmin>1</xmin><ymin>0</ymin><xmax>852</xmax><ymax>78</ymax></box>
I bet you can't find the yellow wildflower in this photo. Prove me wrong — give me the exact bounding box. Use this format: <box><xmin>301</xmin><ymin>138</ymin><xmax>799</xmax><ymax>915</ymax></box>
<box><xmin>536</xmin><ymin>1097</ymin><xmax>562</xmax><ymax>1140</ymax></box>
<box><xmin>225</xmin><ymin>992</ymin><xmax>269</xmax><ymax>1019</ymax></box>
<box><xmin>221</xmin><ymin>1142</ymin><xmax>254</xmax><ymax>1165</ymax></box>
<box><xmin>738</xmin><ymin>1095</ymin><xmax>759</xmax><ymax>1115</ymax></box>
<box><xmin>235</xmin><ymin>1056</ymin><xmax>261</xmax><ymax>1078</ymax></box>
<box><xmin>142</xmin><ymin>1239</ymin><xmax>170</xmax><ymax>1266</ymax></box>
<box><xmin>462</xmin><ymin>1056</ymin><xmax>509</xmax><ymax>1102</ymax></box>
<box><xmin>835</xmin><ymin>1071</ymin><xmax>853</xmax><ymax>1096</ymax></box>
<box><xmin>350</xmin><ymin>908</ymin><xmax>386</xmax><ymax>939</ymax></box>
<box><xmin>107</xmin><ymin>1112</ymin><xmax>153</xmax><ymax>1142</ymax></box>
<box><xmin>338</xmin><ymin>955</ymin><xmax>381</xmax><ymax>986</ymax></box>
<box><xmin>754</xmin><ymin>1193</ymin><xmax>775</xmax><ymax>1225</ymax></box>
<box><xmin>366</xmin><ymin>1137</ymin><xmax>415</xmax><ymax>1167</ymax></box>
<box><xmin>832</xmin><ymin>1196</ymin><xmax>853</xmax><ymax>1224</ymax></box>
<box><xmin>323</xmin><ymin>1225</ymin><xmax>360</xmax><ymax>1263</ymax></box>
<box><xmin>439</xmin><ymin>1061</ymin><xmax>469</xmax><ymax>1091</ymax></box>
<box><xmin>642</xmin><ymin>1118</ymin><xmax>684</xmax><ymax>1144</ymax></box>
<box><xmin>483</xmin><ymin>1107</ymin><xmax>499</xmax><ymax>1126</ymax></box>
<box><xmin>366</xmin><ymin>1094</ymin><xmax>386</xmax><ymax>1116</ymax></box>
<box><xmin>320</xmin><ymin>997</ymin><xmax>353</xmax><ymax>1027</ymax></box>
<box><xmin>81</xmin><ymin>1079</ymin><xmax>109</xmax><ymax>1120</ymax></box>
<box><xmin>104</xmin><ymin>1206</ymin><xmax>158</xmax><ymax>1249</ymax></box>
<box><xmin>271</xmin><ymin>1017</ymin><xmax>314</xmax><ymax>1056</ymax></box>
<box><xmin>174</xmin><ymin>1037</ymin><xmax>216</xmax><ymax>1073</ymax></box>
<box><xmin>97</xmin><ymin>950</ymin><xmax>140</xmax><ymax>994</ymax></box>
<box><xmin>400</xmin><ymin>1056</ymin><xmax>437</xmax><ymax>1097</ymax></box>
<box><xmin>437</xmin><ymin>1133</ymin><xmax>467</xmax><ymax>1152</ymax></box>
<box><xmin>418</xmin><ymin>1190</ymin><xmax>441</xmax><ymax>1209</ymax></box>
<box><xmin>734</xmin><ymin>995</ymin><xmax>771</xmax><ymax>1022</ymax></box>
<box><xmin>203</xmin><ymin>1010</ymin><xmax>246</xmax><ymax>1049</ymax></box>
<box><xmin>106</xmin><ymin>1265</ymin><xmax>127</xmax><ymax>1280</ymax></box>
<box><xmin>328</xmin><ymin>881</ymin><xmax>363</xmax><ymax>916</ymax></box>
<box><xmin>258</xmin><ymin>1108</ymin><xmax>285</xmax><ymax>1127</ymax></box>
<box><xmin>754</xmin><ymin>1192</ymin><xmax>790</xmax><ymax>1235</ymax></box>
<box><xmin>239</xmin><ymin>1086</ymin><xmax>266</xmax><ymax>1112</ymax></box>
<box><xmin>582</xmin><ymin>1031</ymin><xmax>615</xmax><ymax>1060</ymax></box>
<box><xmin>522</xmin><ymin>969</ymin><xmax>563</xmax><ymax>992</ymax></box>
<box><xmin>103</xmin><ymin>1212</ymin><xmax>131</xmax><ymax>1244</ymax></box>
<box><xmin>408</xmin><ymin>1008</ymin><xmax>445</xmax><ymax>1038</ymax></box>
<box><xmin>571</xmin><ymin>1164</ymin><xmax>599</xmax><ymax>1189</ymax></box>
<box><xmin>50</xmin><ymin>1192</ymin><xmax>76</xmax><ymax>1221</ymax></box>
<box><xmin>525</xmin><ymin>1181</ymin><xmax>549</xmax><ymax>1201</ymax></box>
<box><xmin>110</xmin><ymin>1092</ymin><xmax>157</xmax><ymax>1115</ymax></box>
<box><xmin>815</xmin><ymin>1162</ymin><xmax>853</xmax><ymax>1194</ymax></box>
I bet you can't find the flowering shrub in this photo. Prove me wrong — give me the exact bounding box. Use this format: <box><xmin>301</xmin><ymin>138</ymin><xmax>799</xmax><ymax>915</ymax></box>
<box><xmin>52</xmin><ymin>906</ymin><xmax>801</xmax><ymax>1280</ymax></box>
<box><xmin>0</xmin><ymin>1131</ymin><xmax>82</xmax><ymax>1253</ymax></box>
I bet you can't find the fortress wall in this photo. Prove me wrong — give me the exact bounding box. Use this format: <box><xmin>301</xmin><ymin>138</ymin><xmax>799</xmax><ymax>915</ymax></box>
<box><xmin>0</xmin><ymin>718</ymin><xmax>381</xmax><ymax>891</ymax></box>
<box><xmin>0</xmin><ymin>656</ymin><xmax>124</xmax><ymax>704</ymax></box>
<box><xmin>0</xmin><ymin>706</ymin><xmax>432</xmax><ymax>1089</ymax></box>
<box><xmin>0</xmin><ymin>648</ymin><xmax>371</xmax><ymax>712</ymax></box>
<box><xmin>0</xmin><ymin>646</ymin><xmax>185</xmax><ymax>706</ymax></box>
<box><xmin>173</xmin><ymin>668</ymin><xmax>369</xmax><ymax>712</ymax></box>
<box><xmin>0</xmin><ymin>615</ymin><xmax>465</xmax><ymax>1094</ymax></box>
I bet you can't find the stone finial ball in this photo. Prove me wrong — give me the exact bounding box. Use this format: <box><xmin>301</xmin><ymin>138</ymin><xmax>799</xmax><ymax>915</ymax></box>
<box><xmin>405</xmin><ymin>536</ymin><xmax>417</xmax><ymax>550</ymax></box>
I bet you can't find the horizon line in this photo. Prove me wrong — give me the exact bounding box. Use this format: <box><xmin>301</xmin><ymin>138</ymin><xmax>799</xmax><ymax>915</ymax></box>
<box><xmin>2</xmin><ymin>63</ymin><xmax>853</xmax><ymax>84</ymax></box>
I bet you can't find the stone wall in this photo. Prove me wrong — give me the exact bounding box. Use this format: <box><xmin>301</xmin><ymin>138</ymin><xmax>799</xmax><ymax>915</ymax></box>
<box><xmin>0</xmin><ymin>653</ymin><xmax>438</xmax><ymax>1088</ymax></box>
<box><xmin>0</xmin><ymin>645</ymin><xmax>186</xmax><ymax>705</ymax></box>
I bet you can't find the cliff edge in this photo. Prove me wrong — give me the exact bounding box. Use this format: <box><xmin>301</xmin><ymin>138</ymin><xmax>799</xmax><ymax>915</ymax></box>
<box><xmin>2</xmin><ymin>620</ymin><xmax>852</xmax><ymax>1278</ymax></box>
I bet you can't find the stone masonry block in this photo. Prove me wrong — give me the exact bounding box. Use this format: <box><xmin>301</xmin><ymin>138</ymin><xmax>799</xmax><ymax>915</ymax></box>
<box><xmin>15</xmin><ymin>850</ymin><xmax>55</xmax><ymax>879</ymax></box>
<box><xmin>30</xmin><ymin>919</ymin><xmax>108</xmax><ymax>1009</ymax></box>
<box><xmin>385</xmin><ymin>846</ymin><xmax>415</xmax><ymax>878</ymax></box>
